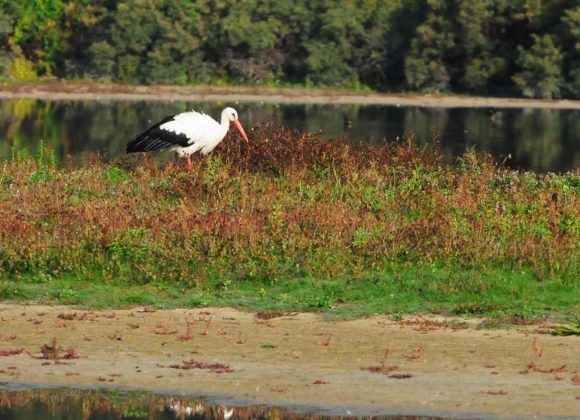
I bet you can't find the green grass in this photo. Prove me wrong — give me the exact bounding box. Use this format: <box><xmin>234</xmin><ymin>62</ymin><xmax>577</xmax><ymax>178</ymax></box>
<box><xmin>1</xmin><ymin>264</ymin><xmax>577</xmax><ymax>320</ymax></box>
<box><xmin>0</xmin><ymin>125</ymin><xmax>578</xmax><ymax>320</ymax></box>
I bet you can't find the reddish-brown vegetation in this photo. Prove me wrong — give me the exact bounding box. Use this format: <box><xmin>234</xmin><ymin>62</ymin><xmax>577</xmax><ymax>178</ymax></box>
<box><xmin>0</xmin><ymin>348</ymin><xmax>24</xmax><ymax>356</ymax></box>
<box><xmin>0</xmin><ymin>124</ymin><xmax>577</xmax><ymax>295</ymax></box>
<box><xmin>38</xmin><ymin>338</ymin><xmax>79</xmax><ymax>361</ymax></box>
<box><xmin>158</xmin><ymin>359</ymin><xmax>233</xmax><ymax>373</ymax></box>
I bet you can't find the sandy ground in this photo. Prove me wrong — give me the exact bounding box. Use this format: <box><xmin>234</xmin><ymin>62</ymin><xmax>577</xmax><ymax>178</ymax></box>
<box><xmin>0</xmin><ymin>304</ymin><xmax>578</xmax><ymax>418</ymax></box>
<box><xmin>1</xmin><ymin>82</ymin><xmax>580</xmax><ymax>109</ymax></box>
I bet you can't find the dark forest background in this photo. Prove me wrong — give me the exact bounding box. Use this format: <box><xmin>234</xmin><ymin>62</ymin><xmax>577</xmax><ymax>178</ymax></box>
<box><xmin>0</xmin><ymin>0</ymin><xmax>578</xmax><ymax>99</ymax></box>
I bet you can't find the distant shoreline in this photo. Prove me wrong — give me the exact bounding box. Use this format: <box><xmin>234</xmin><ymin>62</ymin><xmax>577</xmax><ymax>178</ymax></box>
<box><xmin>1</xmin><ymin>82</ymin><xmax>579</xmax><ymax>109</ymax></box>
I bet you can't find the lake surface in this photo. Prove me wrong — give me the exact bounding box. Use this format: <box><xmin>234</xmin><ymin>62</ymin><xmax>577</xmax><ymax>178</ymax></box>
<box><xmin>0</xmin><ymin>99</ymin><xmax>578</xmax><ymax>172</ymax></box>
<box><xmin>0</xmin><ymin>388</ymin><xmax>449</xmax><ymax>419</ymax></box>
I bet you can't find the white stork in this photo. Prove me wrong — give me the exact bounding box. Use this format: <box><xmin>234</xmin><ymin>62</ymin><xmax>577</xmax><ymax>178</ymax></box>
<box><xmin>126</xmin><ymin>107</ymin><xmax>248</xmax><ymax>167</ymax></box>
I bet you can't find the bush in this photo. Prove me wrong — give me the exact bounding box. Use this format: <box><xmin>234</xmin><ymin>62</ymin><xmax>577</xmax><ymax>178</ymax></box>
<box><xmin>11</xmin><ymin>56</ymin><xmax>37</xmax><ymax>81</ymax></box>
<box><xmin>89</xmin><ymin>41</ymin><xmax>116</xmax><ymax>80</ymax></box>
<box><xmin>513</xmin><ymin>35</ymin><xmax>564</xmax><ymax>99</ymax></box>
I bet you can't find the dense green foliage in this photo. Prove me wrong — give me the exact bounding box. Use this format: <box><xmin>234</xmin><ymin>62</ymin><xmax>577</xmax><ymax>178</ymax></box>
<box><xmin>1</xmin><ymin>126</ymin><xmax>578</xmax><ymax>316</ymax></box>
<box><xmin>0</xmin><ymin>0</ymin><xmax>579</xmax><ymax>98</ymax></box>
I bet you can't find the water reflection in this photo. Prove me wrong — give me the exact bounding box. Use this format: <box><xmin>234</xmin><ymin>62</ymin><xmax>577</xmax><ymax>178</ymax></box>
<box><xmin>0</xmin><ymin>99</ymin><xmax>577</xmax><ymax>172</ymax></box>
<box><xmin>0</xmin><ymin>389</ymin><xmax>450</xmax><ymax>420</ymax></box>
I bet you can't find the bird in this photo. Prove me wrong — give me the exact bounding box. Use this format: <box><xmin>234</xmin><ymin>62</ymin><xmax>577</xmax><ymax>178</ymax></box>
<box><xmin>342</xmin><ymin>115</ymin><xmax>352</xmax><ymax>129</ymax></box>
<box><xmin>490</xmin><ymin>110</ymin><xmax>505</xmax><ymax>127</ymax></box>
<box><xmin>126</xmin><ymin>107</ymin><xmax>248</xmax><ymax>168</ymax></box>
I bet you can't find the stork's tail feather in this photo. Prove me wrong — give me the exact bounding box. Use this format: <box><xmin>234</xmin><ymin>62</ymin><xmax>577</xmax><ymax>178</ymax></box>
<box><xmin>126</xmin><ymin>135</ymin><xmax>172</xmax><ymax>153</ymax></box>
<box><xmin>126</xmin><ymin>115</ymin><xmax>182</xmax><ymax>154</ymax></box>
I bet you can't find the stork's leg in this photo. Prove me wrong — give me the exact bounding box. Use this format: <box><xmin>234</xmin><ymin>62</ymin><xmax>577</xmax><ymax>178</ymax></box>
<box><xmin>187</xmin><ymin>155</ymin><xmax>193</xmax><ymax>169</ymax></box>
<box><xmin>162</xmin><ymin>152</ymin><xmax>179</xmax><ymax>173</ymax></box>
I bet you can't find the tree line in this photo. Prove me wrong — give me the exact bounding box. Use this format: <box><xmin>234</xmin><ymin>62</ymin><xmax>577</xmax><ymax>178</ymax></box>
<box><xmin>0</xmin><ymin>0</ymin><xmax>578</xmax><ymax>99</ymax></box>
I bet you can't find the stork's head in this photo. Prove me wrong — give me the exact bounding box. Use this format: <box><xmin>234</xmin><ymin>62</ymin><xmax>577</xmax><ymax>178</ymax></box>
<box><xmin>222</xmin><ymin>107</ymin><xmax>248</xmax><ymax>142</ymax></box>
<box><xmin>223</xmin><ymin>107</ymin><xmax>238</xmax><ymax>122</ymax></box>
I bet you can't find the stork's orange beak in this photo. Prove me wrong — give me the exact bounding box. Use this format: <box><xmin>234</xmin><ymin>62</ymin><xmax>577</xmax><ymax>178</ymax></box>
<box><xmin>233</xmin><ymin>119</ymin><xmax>249</xmax><ymax>142</ymax></box>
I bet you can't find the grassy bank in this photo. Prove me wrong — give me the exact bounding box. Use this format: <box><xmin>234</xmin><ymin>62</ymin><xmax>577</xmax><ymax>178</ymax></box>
<box><xmin>0</xmin><ymin>124</ymin><xmax>578</xmax><ymax>318</ymax></box>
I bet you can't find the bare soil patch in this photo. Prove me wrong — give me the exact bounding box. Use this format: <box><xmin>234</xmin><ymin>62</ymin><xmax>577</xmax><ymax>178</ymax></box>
<box><xmin>0</xmin><ymin>304</ymin><xmax>578</xmax><ymax>417</ymax></box>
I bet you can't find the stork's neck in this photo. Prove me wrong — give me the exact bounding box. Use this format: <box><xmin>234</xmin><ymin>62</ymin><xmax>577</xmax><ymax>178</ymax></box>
<box><xmin>220</xmin><ymin>113</ymin><xmax>231</xmax><ymax>128</ymax></box>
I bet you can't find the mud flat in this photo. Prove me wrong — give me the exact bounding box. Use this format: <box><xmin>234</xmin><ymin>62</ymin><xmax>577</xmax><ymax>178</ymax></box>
<box><xmin>1</xmin><ymin>83</ymin><xmax>580</xmax><ymax>109</ymax></box>
<box><xmin>0</xmin><ymin>304</ymin><xmax>578</xmax><ymax>418</ymax></box>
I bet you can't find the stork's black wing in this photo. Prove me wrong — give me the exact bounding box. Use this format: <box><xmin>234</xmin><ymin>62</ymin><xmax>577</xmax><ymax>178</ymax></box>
<box><xmin>126</xmin><ymin>115</ymin><xmax>191</xmax><ymax>153</ymax></box>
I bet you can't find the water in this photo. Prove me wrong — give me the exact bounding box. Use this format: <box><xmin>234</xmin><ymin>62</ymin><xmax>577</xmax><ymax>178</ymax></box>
<box><xmin>0</xmin><ymin>99</ymin><xmax>578</xmax><ymax>172</ymax></box>
<box><xmin>0</xmin><ymin>388</ymin><xmax>450</xmax><ymax>420</ymax></box>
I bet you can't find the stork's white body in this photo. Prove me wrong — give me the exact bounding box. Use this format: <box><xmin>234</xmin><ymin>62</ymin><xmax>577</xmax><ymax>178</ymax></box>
<box><xmin>160</xmin><ymin>111</ymin><xmax>229</xmax><ymax>156</ymax></box>
<box><xmin>126</xmin><ymin>107</ymin><xmax>248</xmax><ymax>162</ymax></box>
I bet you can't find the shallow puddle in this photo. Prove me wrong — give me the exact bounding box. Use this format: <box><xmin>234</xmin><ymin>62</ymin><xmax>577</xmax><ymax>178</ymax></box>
<box><xmin>0</xmin><ymin>387</ymin><xmax>449</xmax><ymax>420</ymax></box>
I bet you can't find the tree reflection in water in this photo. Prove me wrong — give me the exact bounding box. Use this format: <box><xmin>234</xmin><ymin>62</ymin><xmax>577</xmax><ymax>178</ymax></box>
<box><xmin>3</xmin><ymin>390</ymin><xmax>291</xmax><ymax>420</ymax></box>
<box><xmin>0</xmin><ymin>389</ymin><xmax>447</xmax><ymax>420</ymax></box>
<box><xmin>0</xmin><ymin>99</ymin><xmax>577</xmax><ymax>172</ymax></box>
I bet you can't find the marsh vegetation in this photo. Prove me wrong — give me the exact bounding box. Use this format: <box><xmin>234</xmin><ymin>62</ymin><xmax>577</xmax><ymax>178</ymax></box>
<box><xmin>0</xmin><ymin>124</ymin><xmax>577</xmax><ymax>317</ymax></box>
